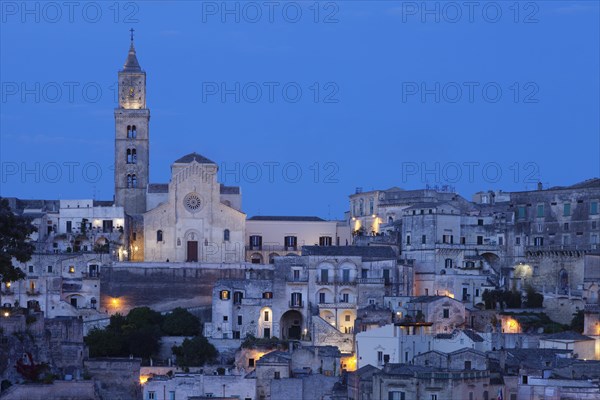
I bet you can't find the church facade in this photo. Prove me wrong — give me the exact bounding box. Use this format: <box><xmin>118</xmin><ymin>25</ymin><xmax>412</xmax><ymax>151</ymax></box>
<box><xmin>114</xmin><ymin>37</ymin><xmax>245</xmax><ymax>263</ymax></box>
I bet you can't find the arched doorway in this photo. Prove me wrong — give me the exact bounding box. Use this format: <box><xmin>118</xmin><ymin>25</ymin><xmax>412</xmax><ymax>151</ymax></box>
<box><xmin>280</xmin><ymin>310</ymin><xmax>303</xmax><ymax>340</ymax></box>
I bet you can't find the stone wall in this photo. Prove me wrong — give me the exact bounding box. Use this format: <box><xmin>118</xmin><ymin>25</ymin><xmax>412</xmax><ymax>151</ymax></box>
<box><xmin>100</xmin><ymin>263</ymin><xmax>273</xmax><ymax>314</ymax></box>
<box><xmin>84</xmin><ymin>358</ymin><xmax>142</xmax><ymax>400</ymax></box>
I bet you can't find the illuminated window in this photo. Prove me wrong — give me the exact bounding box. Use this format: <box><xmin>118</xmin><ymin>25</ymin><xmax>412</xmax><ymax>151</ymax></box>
<box><xmin>69</xmin><ymin>266</ymin><xmax>75</xmax><ymax>273</ymax></box>
<box><xmin>220</xmin><ymin>290</ymin><xmax>230</xmax><ymax>300</ymax></box>
<box><xmin>262</xmin><ymin>292</ymin><xmax>273</xmax><ymax>299</ymax></box>
<box><xmin>264</xmin><ymin>311</ymin><xmax>269</xmax><ymax>322</ymax></box>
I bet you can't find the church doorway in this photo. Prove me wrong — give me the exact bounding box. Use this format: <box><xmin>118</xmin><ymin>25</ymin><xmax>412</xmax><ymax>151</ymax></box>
<box><xmin>187</xmin><ymin>241</ymin><xmax>198</xmax><ymax>262</ymax></box>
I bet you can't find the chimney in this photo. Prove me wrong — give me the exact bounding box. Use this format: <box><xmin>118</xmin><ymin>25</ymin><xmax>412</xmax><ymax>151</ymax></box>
<box><xmin>537</xmin><ymin>182</ymin><xmax>543</xmax><ymax>191</ymax></box>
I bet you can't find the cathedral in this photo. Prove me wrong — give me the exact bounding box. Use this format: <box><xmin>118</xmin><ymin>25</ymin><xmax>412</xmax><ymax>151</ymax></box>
<box><xmin>114</xmin><ymin>36</ymin><xmax>246</xmax><ymax>263</ymax></box>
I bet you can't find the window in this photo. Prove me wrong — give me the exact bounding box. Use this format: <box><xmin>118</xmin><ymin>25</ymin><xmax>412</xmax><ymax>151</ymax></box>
<box><xmin>238</xmin><ymin>315</ymin><xmax>242</xmax><ymax>325</ymax></box>
<box><xmin>274</xmin><ymin>371</ymin><xmax>280</xmax><ymax>379</ymax></box>
<box><xmin>359</xmin><ymin>199</ymin><xmax>364</xmax><ymax>215</ymax></box>
<box><xmin>127</xmin><ymin>174</ymin><xmax>138</xmax><ymax>188</ymax></box>
<box><xmin>377</xmin><ymin>351</ymin><xmax>383</xmax><ymax>364</ymax></box>
<box><xmin>465</xmin><ymin>360</ymin><xmax>472</xmax><ymax>370</ymax></box>
<box><xmin>293</xmin><ymin>269</ymin><xmax>300</xmax><ymax>281</ymax></box>
<box><xmin>233</xmin><ymin>291</ymin><xmax>243</xmax><ymax>304</ymax></box>
<box><xmin>591</xmin><ymin>201</ymin><xmax>598</xmax><ymax>215</ymax></box>
<box><xmin>383</xmin><ymin>269</ymin><xmax>390</xmax><ymax>284</ymax></box>
<box><xmin>127</xmin><ymin>125</ymin><xmax>137</xmax><ymax>138</ymax></box>
<box><xmin>516</xmin><ymin>237</ymin><xmax>521</xmax><ymax>245</ymax></box>
<box><xmin>422</xmin><ymin>235</ymin><xmax>426</xmax><ymax>244</ymax></box>
<box><xmin>148</xmin><ymin>392</ymin><xmax>155</xmax><ymax>400</ymax></box>
<box><xmin>291</xmin><ymin>292</ymin><xmax>302</xmax><ymax>307</ymax></box>
<box><xmin>537</xmin><ymin>204</ymin><xmax>544</xmax><ymax>217</ymax></box>
<box><xmin>156</xmin><ymin>230</ymin><xmax>163</xmax><ymax>242</ymax></box>
<box><xmin>445</xmin><ymin>258</ymin><xmax>453</xmax><ymax>268</ymax></box>
<box><xmin>342</xmin><ymin>269</ymin><xmax>350</xmax><ymax>282</ymax></box>
<box><xmin>47</xmin><ymin>265</ymin><xmax>52</xmax><ymax>273</ymax></box>
<box><xmin>388</xmin><ymin>392</ymin><xmax>405</xmax><ymax>400</ymax></box>
<box><xmin>28</xmin><ymin>265</ymin><xmax>33</xmax><ymax>273</ymax></box>
<box><xmin>442</xmin><ymin>234</ymin><xmax>453</xmax><ymax>244</ymax></box>
<box><xmin>564</xmin><ymin>203</ymin><xmax>571</xmax><ymax>216</ymax></box>
<box><xmin>69</xmin><ymin>266</ymin><xmax>75</xmax><ymax>273</ymax></box>
<box><xmin>406</xmin><ymin>235</ymin><xmax>411</xmax><ymax>245</ymax></box>
<box><xmin>263</xmin><ymin>328</ymin><xmax>270</xmax><ymax>338</ymax></box>
<box><xmin>478</xmin><ymin>219</ymin><xmax>483</xmax><ymax>226</ymax></box>
<box><xmin>534</xmin><ymin>237</ymin><xmax>544</xmax><ymax>246</ymax></box>
<box><xmin>342</xmin><ymin>293</ymin><xmax>349</xmax><ymax>303</ymax></box>
<box><xmin>431</xmin><ymin>395</ymin><xmax>438</xmax><ymax>400</ymax></box>
<box><xmin>284</xmin><ymin>236</ymin><xmax>297</xmax><ymax>250</ymax></box>
<box><xmin>223</xmin><ymin>316</ymin><xmax>228</xmax><ymax>322</ymax></box>
<box><xmin>593</xmin><ymin>221</ymin><xmax>597</xmax><ymax>229</ymax></box>
<box><xmin>369</xmin><ymin>198</ymin><xmax>374</xmax><ymax>215</ymax></box>
<box><xmin>66</xmin><ymin>221</ymin><xmax>72</xmax><ymax>233</ymax></box>
<box><xmin>220</xmin><ymin>290</ymin><xmax>230</xmax><ymax>300</ymax></box>
<box><xmin>249</xmin><ymin>235</ymin><xmax>262</xmax><ymax>249</ymax></box>
<box><xmin>320</xmin><ymin>269</ymin><xmax>329</xmax><ymax>283</ymax></box>
<box><xmin>460</xmin><ymin>236</ymin><xmax>466</xmax><ymax>244</ymax></box>
<box><xmin>522</xmin><ymin>375</ymin><xmax>528</xmax><ymax>384</ymax></box>
<box><xmin>345</xmin><ymin>314</ymin><xmax>351</xmax><ymax>322</ymax></box>
<box><xmin>319</xmin><ymin>292</ymin><xmax>326</xmax><ymax>303</ymax></box>
<box><xmin>518</xmin><ymin>206</ymin><xmax>526</xmax><ymax>219</ymax></box>
<box><xmin>168</xmin><ymin>391</ymin><xmax>175</xmax><ymax>400</ymax></box>
<box><xmin>443</xmin><ymin>308</ymin><xmax>449</xmax><ymax>318</ymax></box>
<box><xmin>262</xmin><ymin>292</ymin><xmax>273</xmax><ymax>299</ymax></box>
<box><xmin>361</xmin><ymin>269</ymin><xmax>368</xmax><ymax>278</ymax></box>
<box><xmin>564</xmin><ymin>222</ymin><xmax>569</xmax><ymax>230</ymax></box>
<box><xmin>223</xmin><ymin>229</ymin><xmax>230</xmax><ymax>241</ymax></box>
<box><xmin>248</xmin><ymin>358</ymin><xmax>255</xmax><ymax>367</ymax></box>
<box><xmin>126</xmin><ymin>148</ymin><xmax>137</xmax><ymax>164</ymax></box>
<box><xmin>319</xmin><ymin>236</ymin><xmax>332</xmax><ymax>246</ymax></box>
<box><xmin>477</xmin><ymin>236</ymin><xmax>483</xmax><ymax>245</ymax></box>
<box><xmin>264</xmin><ymin>311</ymin><xmax>269</xmax><ymax>321</ymax></box>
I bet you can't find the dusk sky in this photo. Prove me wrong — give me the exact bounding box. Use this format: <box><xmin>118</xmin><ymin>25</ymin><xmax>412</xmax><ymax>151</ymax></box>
<box><xmin>1</xmin><ymin>1</ymin><xmax>599</xmax><ymax>219</ymax></box>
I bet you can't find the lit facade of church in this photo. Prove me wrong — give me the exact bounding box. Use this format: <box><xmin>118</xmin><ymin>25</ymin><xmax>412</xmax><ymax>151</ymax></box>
<box><xmin>114</xmin><ymin>37</ymin><xmax>245</xmax><ymax>263</ymax></box>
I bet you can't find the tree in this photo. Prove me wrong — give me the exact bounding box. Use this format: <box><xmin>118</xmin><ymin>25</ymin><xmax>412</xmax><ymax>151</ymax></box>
<box><xmin>162</xmin><ymin>308</ymin><xmax>201</xmax><ymax>336</ymax></box>
<box><xmin>571</xmin><ymin>310</ymin><xmax>584</xmax><ymax>333</ymax></box>
<box><xmin>172</xmin><ymin>336</ymin><xmax>218</xmax><ymax>367</ymax></box>
<box><xmin>85</xmin><ymin>328</ymin><xmax>125</xmax><ymax>357</ymax></box>
<box><xmin>0</xmin><ymin>198</ymin><xmax>37</xmax><ymax>283</ymax></box>
<box><xmin>525</xmin><ymin>285</ymin><xmax>544</xmax><ymax>308</ymax></box>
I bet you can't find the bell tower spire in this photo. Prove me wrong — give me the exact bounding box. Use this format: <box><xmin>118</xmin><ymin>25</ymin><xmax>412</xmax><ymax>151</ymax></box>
<box><xmin>114</xmin><ymin>30</ymin><xmax>150</xmax><ymax>216</ymax></box>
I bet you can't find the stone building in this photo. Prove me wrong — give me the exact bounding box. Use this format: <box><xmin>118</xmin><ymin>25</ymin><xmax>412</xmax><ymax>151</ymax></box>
<box><xmin>204</xmin><ymin>247</ymin><xmax>408</xmax><ymax>354</ymax></box>
<box><xmin>1</xmin><ymin>198</ymin><xmax>120</xmax><ymax>319</ymax></box>
<box><xmin>245</xmin><ymin>216</ymin><xmax>351</xmax><ymax>263</ymax></box>
<box><xmin>142</xmin><ymin>372</ymin><xmax>256</xmax><ymax>400</ymax></box>
<box><xmin>142</xmin><ymin>153</ymin><xmax>246</xmax><ymax>263</ymax></box>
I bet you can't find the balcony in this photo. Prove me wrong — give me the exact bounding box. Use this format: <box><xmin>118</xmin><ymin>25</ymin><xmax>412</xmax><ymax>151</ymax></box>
<box><xmin>315</xmin><ymin>277</ymin><xmax>358</xmax><ymax>285</ymax></box>
<box><xmin>289</xmin><ymin>301</ymin><xmax>304</xmax><ymax>308</ymax></box>
<box><xmin>584</xmin><ymin>303</ymin><xmax>600</xmax><ymax>312</ymax></box>
<box><xmin>81</xmin><ymin>272</ymin><xmax>100</xmax><ymax>279</ymax></box>
<box><xmin>288</xmin><ymin>276</ymin><xmax>309</xmax><ymax>283</ymax></box>
<box><xmin>318</xmin><ymin>302</ymin><xmax>355</xmax><ymax>309</ymax></box>
<box><xmin>357</xmin><ymin>278</ymin><xmax>385</xmax><ymax>284</ymax></box>
<box><xmin>26</xmin><ymin>290</ymin><xmax>40</xmax><ymax>296</ymax></box>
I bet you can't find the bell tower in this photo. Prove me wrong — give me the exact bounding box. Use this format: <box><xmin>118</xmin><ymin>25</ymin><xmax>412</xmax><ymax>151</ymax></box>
<box><xmin>114</xmin><ymin>29</ymin><xmax>149</xmax><ymax>215</ymax></box>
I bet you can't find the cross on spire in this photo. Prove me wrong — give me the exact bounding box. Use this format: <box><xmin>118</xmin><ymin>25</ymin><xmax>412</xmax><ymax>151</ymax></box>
<box><xmin>130</xmin><ymin>28</ymin><xmax>135</xmax><ymax>42</ymax></box>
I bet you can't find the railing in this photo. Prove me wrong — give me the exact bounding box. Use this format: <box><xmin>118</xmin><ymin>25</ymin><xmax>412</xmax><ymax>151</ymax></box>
<box><xmin>289</xmin><ymin>301</ymin><xmax>304</xmax><ymax>308</ymax></box>
<box><xmin>357</xmin><ymin>278</ymin><xmax>385</xmax><ymax>284</ymax></box>
<box><xmin>288</xmin><ymin>276</ymin><xmax>309</xmax><ymax>283</ymax></box>
<box><xmin>416</xmin><ymin>371</ymin><xmax>489</xmax><ymax>380</ymax></box>
<box><xmin>245</xmin><ymin>245</ymin><xmax>300</xmax><ymax>252</ymax></box>
<box><xmin>81</xmin><ymin>272</ymin><xmax>100</xmax><ymax>279</ymax></box>
<box><xmin>318</xmin><ymin>302</ymin><xmax>355</xmax><ymax>309</ymax></box>
<box><xmin>26</xmin><ymin>290</ymin><xmax>40</xmax><ymax>296</ymax></box>
<box><xmin>584</xmin><ymin>304</ymin><xmax>600</xmax><ymax>312</ymax></box>
<box><xmin>525</xmin><ymin>244</ymin><xmax>598</xmax><ymax>252</ymax></box>
<box><xmin>315</xmin><ymin>277</ymin><xmax>359</xmax><ymax>285</ymax></box>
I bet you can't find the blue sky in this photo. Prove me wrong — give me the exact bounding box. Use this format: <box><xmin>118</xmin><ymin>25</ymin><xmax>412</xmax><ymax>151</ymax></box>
<box><xmin>1</xmin><ymin>1</ymin><xmax>599</xmax><ymax>219</ymax></box>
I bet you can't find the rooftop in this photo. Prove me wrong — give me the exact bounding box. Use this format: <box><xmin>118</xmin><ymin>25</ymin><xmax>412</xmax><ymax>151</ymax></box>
<box><xmin>248</xmin><ymin>216</ymin><xmax>325</xmax><ymax>222</ymax></box>
<box><xmin>302</xmin><ymin>245</ymin><xmax>397</xmax><ymax>260</ymax></box>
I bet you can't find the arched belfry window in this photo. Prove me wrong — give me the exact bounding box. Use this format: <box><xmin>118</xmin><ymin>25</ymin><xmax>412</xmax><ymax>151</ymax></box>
<box><xmin>127</xmin><ymin>174</ymin><xmax>133</xmax><ymax>188</ymax></box>
<box><xmin>127</xmin><ymin>125</ymin><xmax>132</xmax><ymax>138</ymax></box>
<box><xmin>131</xmin><ymin>125</ymin><xmax>137</xmax><ymax>138</ymax></box>
<box><xmin>224</xmin><ymin>229</ymin><xmax>230</xmax><ymax>242</ymax></box>
<box><xmin>127</xmin><ymin>149</ymin><xmax>137</xmax><ymax>164</ymax></box>
<box><xmin>132</xmin><ymin>174</ymin><xmax>137</xmax><ymax>188</ymax></box>
<box><xmin>157</xmin><ymin>230</ymin><xmax>163</xmax><ymax>242</ymax></box>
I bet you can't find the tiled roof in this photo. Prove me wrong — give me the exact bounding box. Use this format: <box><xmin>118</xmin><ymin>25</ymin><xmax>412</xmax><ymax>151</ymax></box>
<box><xmin>408</xmin><ymin>296</ymin><xmax>449</xmax><ymax>304</ymax></box>
<box><xmin>220</xmin><ymin>184</ymin><xmax>240</xmax><ymax>195</ymax></box>
<box><xmin>463</xmin><ymin>329</ymin><xmax>485</xmax><ymax>342</ymax></box>
<box><xmin>301</xmin><ymin>245</ymin><xmax>397</xmax><ymax>260</ymax></box>
<box><xmin>174</xmin><ymin>152</ymin><xmax>215</xmax><ymax>164</ymax></box>
<box><xmin>542</xmin><ymin>331</ymin><xmax>594</xmax><ymax>341</ymax></box>
<box><xmin>148</xmin><ymin>184</ymin><xmax>169</xmax><ymax>193</ymax></box>
<box><xmin>248</xmin><ymin>216</ymin><xmax>325</xmax><ymax>222</ymax></box>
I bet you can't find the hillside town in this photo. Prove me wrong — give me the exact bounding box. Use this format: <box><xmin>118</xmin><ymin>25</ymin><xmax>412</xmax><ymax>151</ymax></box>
<box><xmin>1</xmin><ymin>37</ymin><xmax>599</xmax><ymax>400</ymax></box>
